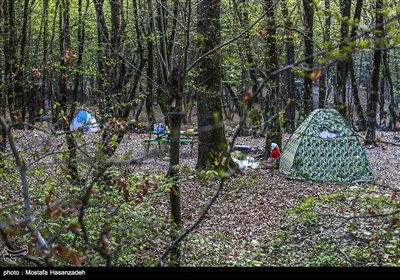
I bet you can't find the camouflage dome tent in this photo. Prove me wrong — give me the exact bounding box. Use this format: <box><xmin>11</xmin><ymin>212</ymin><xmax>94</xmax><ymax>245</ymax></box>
<box><xmin>279</xmin><ymin>109</ymin><xmax>373</xmax><ymax>182</ymax></box>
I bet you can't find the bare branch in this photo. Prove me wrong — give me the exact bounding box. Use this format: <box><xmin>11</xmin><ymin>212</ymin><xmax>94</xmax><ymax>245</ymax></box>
<box><xmin>156</xmin><ymin>0</ymin><xmax>187</xmax><ymax>31</ymax></box>
<box><xmin>0</xmin><ymin>116</ymin><xmax>48</xmax><ymax>250</ymax></box>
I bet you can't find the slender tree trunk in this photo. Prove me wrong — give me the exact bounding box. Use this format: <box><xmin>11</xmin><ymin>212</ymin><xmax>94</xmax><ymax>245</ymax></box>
<box><xmin>318</xmin><ymin>0</ymin><xmax>331</xmax><ymax>109</ymax></box>
<box><xmin>383</xmin><ymin>50</ymin><xmax>398</xmax><ymax>130</ymax></box>
<box><xmin>282</xmin><ymin>0</ymin><xmax>296</xmax><ymax>132</ymax></box>
<box><xmin>349</xmin><ymin>58</ymin><xmax>367</xmax><ymax>131</ymax></box>
<box><xmin>59</xmin><ymin>0</ymin><xmax>80</xmax><ymax>184</ymax></box>
<box><xmin>5</xmin><ymin>0</ymin><xmax>17</xmax><ymax>124</ymax></box>
<box><xmin>233</xmin><ymin>0</ymin><xmax>258</xmax><ymax>109</ymax></box>
<box><xmin>347</xmin><ymin>0</ymin><xmax>366</xmax><ymax>130</ymax></box>
<box><xmin>13</xmin><ymin>0</ymin><xmax>30</xmax><ymax>129</ymax></box>
<box><xmin>0</xmin><ymin>0</ymin><xmax>6</xmax><ymax>162</ymax></box>
<box><xmin>166</xmin><ymin>69</ymin><xmax>183</xmax><ymax>266</ymax></box>
<box><xmin>72</xmin><ymin>0</ymin><xmax>89</xmax><ymax>118</ymax></box>
<box><xmin>145</xmin><ymin>22</ymin><xmax>155</xmax><ymax>128</ymax></box>
<box><xmin>94</xmin><ymin>0</ymin><xmax>110</xmax><ymax>122</ymax></box>
<box><xmin>57</xmin><ymin>0</ymin><xmax>71</xmax><ymax>125</ymax></box>
<box><xmin>264</xmin><ymin>0</ymin><xmax>281</xmax><ymax>150</ymax></box>
<box><xmin>336</xmin><ymin>0</ymin><xmax>351</xmax><ymax>118</ymax></box>
<box><xmin>224</xmin><ymin>82</ymin><xmax>243</xmax><ymax>119</ymax></box>
<box><xmin>302</xmin><ymin>0</ymin><xmax>314</xmax><ymax>115</ymax></box>
<box><xmin>366</xmin><ymin>0</ymin><xmax>384</xmax><ymax>145</ymax></box>
<box><xmin>379</xmin><ymin>77</ymin><xmax>385</xmax><ymax>125</ymax></box>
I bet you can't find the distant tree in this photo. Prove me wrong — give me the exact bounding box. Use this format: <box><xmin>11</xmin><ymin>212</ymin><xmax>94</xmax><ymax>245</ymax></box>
<box><xmin>302</xmin><ymin>0</ymin><xmax>314</xmax><ymax>115</ymax></box>
<box><xmin>318</xmin><ymin>0</ymin><xmax>331</xmax><ymax>109</ymax></box>
<box><xmin>282</xmin><ymin>0</ymin><xmax>296</xmax><ymax>132</ymax></box>
<box><xmin>264</xmin><ymin>0</ymin><xmax>282</xmax><ymax>150</ymax></box>
<box><xmin>349</xmin><ymin>0</ymin><xmax>367</xmax><ymax>131</ymax></box>
<box><xmin>366</xmin><ymin>0</ymin><xmax>384</xmax><ymax>145</ymax></box>
<box><xmin>336</xmin><ymin>0</ymin><xmax>351</xmax><ymax>118</ymax></box>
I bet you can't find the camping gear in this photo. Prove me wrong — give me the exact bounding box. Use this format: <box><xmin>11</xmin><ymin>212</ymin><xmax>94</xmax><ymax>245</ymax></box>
<box><xmin>232</xmin><ymin>145</ymin><xmax>252</xmax><ymax>153</ymax></box>
<box><xmin>69</xmin><ymin>110</ymin><xmax>100</xmax><ymax>133</ymax></box>
<box><xmin>154</xmin><ymin>123</ymin><xmax>166</xmax><ymax>133</ymax></box>
<box><xmin>232</xmin><ymin>156</ymin><xmax>259</xmax><ymax>170</ymax></box>
<box><xmin>279</xmin><ymin>109</ymin><xmax>373</xmax><ymax>182</ymax></box>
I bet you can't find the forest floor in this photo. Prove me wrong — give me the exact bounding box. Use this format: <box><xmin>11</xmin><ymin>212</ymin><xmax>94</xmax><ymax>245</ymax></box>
<box><xmin>6</xmin><ymin>106</ymin><xmax>400</xmax><ymax>266</ymax></box>
<box><xmin>115</xmin><ymin>123</ymin><xmax>400</xmax><ymax>266</ymax></box>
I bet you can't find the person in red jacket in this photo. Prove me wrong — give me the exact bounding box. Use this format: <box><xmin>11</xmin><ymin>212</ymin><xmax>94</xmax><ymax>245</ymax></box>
<box><xmin>262</xmin><ymin>143</ymin><xmax>281</xmax><ymax>170</ymax></box>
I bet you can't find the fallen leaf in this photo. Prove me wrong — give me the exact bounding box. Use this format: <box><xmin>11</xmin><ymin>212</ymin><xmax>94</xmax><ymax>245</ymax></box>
<box><xmin>390</xmin><ymin>191</ymin><xmax>397</xmax><ymax>202</ymax></box>
<box><xmin>45</xmin><ymin>194</ymin><xmax>52</xmax><ymax>206</ymax></box>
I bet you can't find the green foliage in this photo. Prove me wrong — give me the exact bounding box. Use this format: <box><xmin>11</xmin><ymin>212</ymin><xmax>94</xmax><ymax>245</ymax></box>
<box><xmin>264</xmin><ymin>184</ymin><xmax>400</xmax><ymax>266</ymax></box>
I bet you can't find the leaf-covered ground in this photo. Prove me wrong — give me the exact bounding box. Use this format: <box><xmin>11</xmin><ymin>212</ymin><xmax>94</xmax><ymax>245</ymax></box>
<box><xmin>2</xmin><ymin>126</ymin><xmax>399</xmax><ymax>266</ymax></box>
<box><xmin>116</xmin><ymin>129</ymin><xmax>400</xmax><ymax>266</ymax></box>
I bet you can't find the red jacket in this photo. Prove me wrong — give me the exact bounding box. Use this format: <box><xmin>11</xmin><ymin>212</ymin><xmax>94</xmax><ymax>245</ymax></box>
<box><xmin>269</xmin><ymin>147</ymin><xmax>281</xmax><ymax>159</ymax></box>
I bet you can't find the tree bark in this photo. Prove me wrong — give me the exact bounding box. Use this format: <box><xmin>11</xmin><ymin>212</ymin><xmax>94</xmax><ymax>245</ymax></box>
<box><xmin>383</xmin><ymin>50</ymin><xmax>398</xmax><ymax>130</ymax></box>
<box><xmin>4</xmin><ymin>0</ymin><xmax>17</xmax><ymax>124</ymax></box>
<box><xmin>318</xmin><ymin>0</ymin><xmax>331</xmax><ymax>109</ymax></box>
<box><xmin>302</xmin><ymin>0</ymin><xmax>314</xmax><ymax>115</ymax></box>
<box><xmin>379</xmin><ymin>77</ymin><xmax>385</xmax><ymax>125</ymax></box>
<box><xmin>336</xmin><ymin>0</ymin><xmax>351</xmax><ymax>118</ymax></box>
<box><xmin>13</xmin><ymin>0</ymin><xmax>30</xmax><ymax>129</ymax></box>
<box><xmin>145</xmin><ymin>19</ymin><xmax>155</xmax><ymax>129</ymax></box>
<box><xmin>233</xmin><ymin>0</ymin><xmax>258</xmax><ymax>101</ymax></box>
<box><xmin>196</xmin><ymin>0</ymin><xmax>228</xmax><ymax>171</ymax></box>
<box><xmin>349</xmin><ymin>58</ymin><xmax>367</xmax><ymax>131</ymax></box>
<box><xmin>348</xmin><ymin>0</ymin><xmax>366</xmax><ymax>131</ymax></box>
<box><xmin>72</xmin><ymin>0</ymin><xmax>89</xmax><ymax>119</ymax></box>
<box><xmin>0</xmin><ymin>0</ymin><xmax>6</xmax><ymax>160</ymax></box>
<box><xmin>166</xmin><ymin>69</ymin><xmax>183</xmax><ymax>266</ymax></box>
<box><xmin>282</xmin><ymin>0</ymin><xmax>295</xmax><ymax>132</ymax></box>
<box><xmin>264</xmin><ymin>0</ymin><xmax>282</xmax><ymax>150</ymax></box>
<box><xmin>366</xmin><ymin>0</ymin><xmax>384</xmax><ymax>145</ymax></box>
<box><xmin>57</xmin><ymin>0</ymin><xmax>71</xmax><ymax>127</ymax></box>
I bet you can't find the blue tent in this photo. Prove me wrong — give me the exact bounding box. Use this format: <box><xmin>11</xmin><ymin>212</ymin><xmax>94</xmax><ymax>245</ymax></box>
<box><xmin>70</xmin><ymin>110</ymin><xmax>100</xmax><ymax>132</ymax></box>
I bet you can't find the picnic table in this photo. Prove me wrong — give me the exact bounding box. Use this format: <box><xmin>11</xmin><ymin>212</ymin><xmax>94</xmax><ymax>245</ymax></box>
<box><xmin>144</xmin><ymin>130</ymin><xmax>198</xmax><ymax>155</ymax></box>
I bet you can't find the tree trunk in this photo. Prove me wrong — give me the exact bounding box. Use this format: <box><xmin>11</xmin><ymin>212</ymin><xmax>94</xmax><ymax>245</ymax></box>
<box><xmin>145</xmin><ymin>30</ymin><xmax>155</xmax><ymax>128</ymax></box>
<box><xmin>366</xmin><ymin>0</ymin><xmax>384</xmax><ymax>145</ymax></box>
<box><xmin>302</xmin><ymin>0</ymin><xmax>314</xmax><ymax>115</ymax></box>
<box><xmin>0</xmin><ymin>0</ymin><xmax>5</xmax><ymax>158</ymax></box>
<box><xmin>336</xmin><ymin>0</ymin><xmax>351</xmax><ymax>118</ymax></box>
<box><xmin>72</xmin><ymin>0</ymin><xmax>89</xmax><ymax>119</ymax></box>
<box><xmin>383</xmin><ymin>47</ymin><xmax>398</xmax><ymax>130</ymax></box>
<box><xmin>57</xmin><ymin>0</ymin><xmax>71</xmax><ymax>127</ymax></box>
<box><xmin>379</xmin><ymin>77</ymin><xmax>385</xmax><ymax>125</ymax></box>
<box><xmin>282</xmin><ymin>0</ymin><xmax>296</xmax><ymax>132</ymax></box>
<box><xmin>349</xmin><ymin>58</ymin><xmax>367</xmax><ymax>131</ymax></box>
<box><xmin>348</xmin><ymin>0</ymin><xmax>366</xmax><ymax>131</ymax></box>
<box><xmin>94</xmin><ymin>0</ymin><xmax>110</xmax><ymax>121</ymax></box>
<box><xmin>224</xmin><ymin>82</ymin><xmax>243</xmax><ymax>119</ymax></box>
<box><xmin>166</xmin><ymin>69</ymin><xmax>184</xmax><ymax>266</ymax></box>
<box><xmin>196</xmin><ymin>0</ymin><xmax>227</xmax><ymax>171</ymax></box>
<box><xmin>4</xmin><ymin>0</ymin><xmax>17</xmax><ymax>124</ymax></box>
<box><xmin>13</xmin><ymin>0</ymin><xmax>30</xmax><ymax>129</ymax></box>
<box><xmin>318</xmin><ymin>0</ymin><xmax>331</xmax><ymax>109</ymax></box>
<box><xmin>264</xmin><ymin>0</ymin><xmax>282</xmax><ymax>150</ymax></box>
<box><xmin>233</xmin><ymin>0</ymin><xmax>259</xmax><ymax>111</ymax></box>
